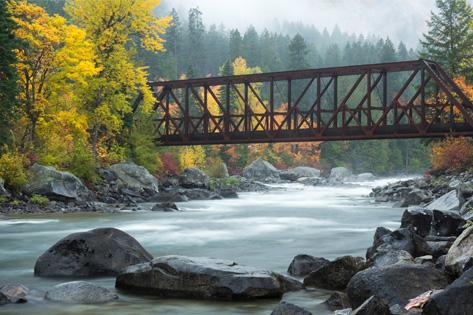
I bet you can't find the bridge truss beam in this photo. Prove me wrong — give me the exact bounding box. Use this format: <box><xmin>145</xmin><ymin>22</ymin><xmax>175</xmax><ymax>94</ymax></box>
<box><xmin>148</xmin><ymin>60</ymin><xmax>473</xmax><ymax>146</ymax></box>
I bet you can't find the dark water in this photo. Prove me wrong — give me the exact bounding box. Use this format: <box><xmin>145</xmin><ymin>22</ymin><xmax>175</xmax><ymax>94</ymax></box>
<box><xmin>0</xmin><ymin>178</ymin><xmax>408</xmax><ymax>315</ymax></box>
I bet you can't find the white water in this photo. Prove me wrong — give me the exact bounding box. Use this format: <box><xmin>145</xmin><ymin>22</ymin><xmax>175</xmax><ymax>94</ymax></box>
<box><xmin>0</xmin><ymin>177</ymin><xmax>410</xmax><ymax>315</ymax></box>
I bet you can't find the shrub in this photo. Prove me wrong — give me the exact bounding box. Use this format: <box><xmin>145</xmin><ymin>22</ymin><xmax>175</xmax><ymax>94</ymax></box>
<box><xmin>431</xmin><ymin>137</ymin><xmax>473</xmax><ymax>172</ymax></box>
<box><xmin>159</xmin><ymin>152</ymin><xmax>180</xmax><ymax>177</ymax></box>
<box><xmin>0</xmin><ymin>149</ymin><xmax>28</xmax><ymax>192</ymax></box>
<box><xmin>30</xmin><ymin>194</ymin><xmax>49</xmax><ymax>206</ymax></box>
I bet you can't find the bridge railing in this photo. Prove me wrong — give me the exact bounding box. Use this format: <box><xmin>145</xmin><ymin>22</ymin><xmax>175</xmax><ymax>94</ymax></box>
<box><xmin>148</xmin><ymin>60</ymin><xmax>473</xmax><ymax>145</ymax></box>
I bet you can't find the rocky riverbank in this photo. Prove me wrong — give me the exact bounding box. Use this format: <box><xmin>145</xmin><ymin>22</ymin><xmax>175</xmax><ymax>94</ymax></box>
<box><xmin>0</xmin><ymin>158</ymin><xmax>372</xmax><ymax>216</ymax></box>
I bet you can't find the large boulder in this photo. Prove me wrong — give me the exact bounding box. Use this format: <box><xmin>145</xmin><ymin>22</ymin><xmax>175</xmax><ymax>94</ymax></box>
<box><xmin>0</xmin><ymin>284</ymin><xmax>44</xmax><ymax>304</ymax></box>
<box><xmin>116</xmin><ymin>255</ymin><xmax>302</xmax><ymax>300</ymax></box>
<box><xmin>287</xmin><ymin>255</ymin><xmax>329</xmax><ymax>276</ymax></box>
<box><xmin>109</xmin><ymin>162</ymin><xmax>159</xmax><ymax>194</ymax></box>
<box><xmin>368</xmin><ymin>250</ymin><xmax>414</xmax><ymax>268</ymax></box>
<box><xmin>352</xmin><ymin>296</ymin><xmax>391</xmax><ymax>315</ymax></box>
<box><xmin>346</xmin><ymin>264</ymin><xmax>449</xmax><ymax>308</ymax></box>
<box><xmin>243</xmin><ymin>158</ymin><xmax>280</xmax><ymax>180</ymax></box>
<box><xmin>179</xmin><ymin>168</ymin><xmax>210</xmax><ymax>189</ymax></box>
<box><xmin>24</xmin><ymin>164</ymin><xmax>90</xmax><ymax>201</ymax></box>
<box><xmin>354</xmin><ymin>173</ymin><xmax>376</xmax><ymax>182</ymax></box>
<box><xmin>45</xmin><ymin>281</ymin><xmax>118</xmax><ymax>304</ymax></box>
<box><xmin>325</xmin><ymin>292</ymin><xmax>351</xmax><ymax>311</ymax></box>
<box><xmin>400</xmin><ymin>208</ymin><xmax>464</xmax><ymax>238</ymax></box>
<box><xmin>34</xmin><ymin>228</ymin><xmax>153</xmax><ymax>277</ymax></box>
<box><xmin>329</xmin><ymin>167</ymin><xmax>353</xmax><ymax>184</ymax></box>
<box><xmin>423</xmin><ymin>267</ymin><xmax>473</xmax><ymax>315</ymax></box>
<box><xmin>271</xmin><ymin>302</ymin><xmax>313</xmax><ymax>315</ymax></box>
<box><xmin>425</xmin><ymin>190</ymin><xmax>460</xmax><ymax>212</ymax></box>
<box><xmin>0</xmin><ymin>178</ymin><xmax>10</xmax><ymax>197</ymax></box>
<box><xmin>303</xmin><ymin>256</ymin><xmax>365</xmax><ymax>290</ymax></box>
<box><xmin>400</xmin><ymin>189</ymin><xmax>433</xmax><ymax>207</ymax></box>
<box><xmin>444</xmin><ymin>226</ymin><xmax>473</xmax><ymax>276</ymax></box>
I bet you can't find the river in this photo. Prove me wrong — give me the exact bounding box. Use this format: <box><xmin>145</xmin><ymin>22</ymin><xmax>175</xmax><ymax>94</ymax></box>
<box><xmin>0</xmin><ymin>177</ymin><xmax>410</xmax><ymax>315</ymax></box>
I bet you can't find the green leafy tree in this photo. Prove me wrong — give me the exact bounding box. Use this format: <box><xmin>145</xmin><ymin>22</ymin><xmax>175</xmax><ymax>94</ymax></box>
<box><xmin>0</xmin><ymin>0</ymin><xmax>20</xmax><ymax>144</ymax></box>
<box><xmin>421</xmin><ymin>0</ymin><xmax>473</xmax><ymax>78</ymax></box>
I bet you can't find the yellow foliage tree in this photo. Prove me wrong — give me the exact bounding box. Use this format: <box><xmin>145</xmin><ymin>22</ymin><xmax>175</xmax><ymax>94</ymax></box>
<box><xmin>179</xmin><ymin>146</ymin><xmax>206</xmax><ymax>170</ymax></box>
<box><xmin>10</xmin><ymin>1</ymin><xmax>99</xmax><ymax>146</ymax></box>
<box><xmin>232</xmin><ymin>57</ymin><xmax>265</xmax><ymax>116</ymax></box>
<box><xmin>65</xmin><ymin>0</ymin><xmax>171</xmax><ymax>161</ymax></box>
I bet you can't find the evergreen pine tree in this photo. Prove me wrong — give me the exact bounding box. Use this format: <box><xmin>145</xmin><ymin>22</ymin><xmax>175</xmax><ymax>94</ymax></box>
<box><xmin>187</xmin><ymin>7</ymin><xmax>206</xmax><ymax>76</ymax></box>
<box><xmin>0</xmin><ymin>0</ymin><xmax>20</xmax><ymax>144</ymax></box>
<box><xmin>288</xmin><ymin>33</ymin><xmax>309</xmax><ymax>70</ymax></box>
<box><xmin>229</xmin><ymin>29</ymin><xmax>242</xmax><ymax>61</ymax></box>
<box><xmin>421</xmin><ymin>0</ymin><xmax>473</xmax><ymax>78</ymax></box>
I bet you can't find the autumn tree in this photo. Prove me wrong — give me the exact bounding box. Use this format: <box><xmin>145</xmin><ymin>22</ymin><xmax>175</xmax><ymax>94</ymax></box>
<box><xmin>0</xmin><ymin>0</ymin><xmax>20</xmax><ymax>144</ymax></box>
<box><xmin>11</xmin><ymin>1</ymin><xmax>98</xmax><ymax>146</ymax></box>
<box><xmin>65</xmin><ymin>0</ymin><xmax>170</xmax><ymax>162</ymax></box>
<box><xmin>421</xmin><ymin>0</ymin><xmax>473</xmax><ymax>79</ymax></box>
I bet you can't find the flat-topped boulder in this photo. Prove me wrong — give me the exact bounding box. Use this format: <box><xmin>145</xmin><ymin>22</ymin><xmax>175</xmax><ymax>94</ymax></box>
<box><xmin>116</xmin><ymin>255</ymin><xmax>303</xmax><ymax>300</ymax></box>
<box><xmin>45</xmin><ymin>281</ymin><xmax>118</xmax><ymax>304</ymax></box>
<box><xmin>243</xmin><ymin>158</ymin><xmax>280</xmax><ymax>180</ymax></box>
<box><xmin>109</xmin><ymin>162</ymin><xmax>159</xmax><ymax>194</ymax></box>
<box><xmin>35</xmin><ymin>228</ymin><xmax>153</xmax><ymax>277</ymax></box>
<box><xmin>179</xmin><ymin>168</ymin><xmax>210</xmax><ymax>189</ymax></box>
<box><xmin>24</xmin><ymin>164</ymin><xmax>90</xmax><ymax>201</ymax></box>
<box><xmin>400</xmin><ymin>208</ymin><xmax>464</xmax><ymax>238</ymax></box>
<box><xmin>329</xmin><ymin>167</ymin><xmax>353</xmax><ymax>184</ymax></box>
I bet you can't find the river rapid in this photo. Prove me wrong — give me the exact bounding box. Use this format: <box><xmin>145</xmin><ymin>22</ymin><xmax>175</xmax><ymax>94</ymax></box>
<box><xmin>0</xmin><ymin>177</ymin><xmax>411</xmax><ymax>315</ymax></box>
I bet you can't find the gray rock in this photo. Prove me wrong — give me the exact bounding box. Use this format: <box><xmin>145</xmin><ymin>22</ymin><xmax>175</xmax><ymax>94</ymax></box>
<box><xmin>243</xmin><ymin>158</ymin><xmax>280</xmax><ymax>180</ymax></box>
<box><xmin>369</xmin><ymin>250</ymin><xmax>414</xmax><ymax>268</ymax></box>
<box><xmin>366</xmin><ymin>228</ymin><xmax>416</xmax><ymax>259</ymax></box>
<box><xmin>352</xmin><ymin>296</ymin><xmax>391</xmax><ymax>315</ymax></box>
<box><xmin>151</xmin><ymin>202</ymin><xmax>179</xmax><ymax>212</ymax></box>
<box><xmin>414</xmin><ymin>255</ymin><xmax>434</xmax><ymax>265</ymax></box>
<box><xmin>287</xmin><ymin>255</ymin><xmax>329</xmax><ymax>276</ymax></box>
<box><xmin>426</xmin><ymin>190</ymin><xmax>460</xmax><ymax>212</ymax></box>
<box><xmin>400</xmin><ymin>208</ymin><xmax>464</xmax><ymax>238</ymax></box>
<box><xmin>334</xmin><ymin>309</ymin><xmax>353</xmax><ymax>315</ymax></box>
<box><xmin>296</xmin><ymin>177</ymin><xmax>322</xmax><ymax>186</ymax></box>
<box><xmin>34</xmin><ymin>228</ymin><xmax>153</xmax><ymax>277</ymax></box>
<box><xmin>179</xmin><ymin>168</ymin><xmax>210</xmax><ymax>189</ymax></box>
<box><xmin>303</xmin><ymin>256</ymin><xmax>365</xmax><ymax>290</ymax></box>
<box><xmin>109</xmin><ymin>162</ymin><xmax>159</xmax><ymax>194</ymax></box>
<box><xmin>400</xmin><ymin>189</ymin><xmax>432</xmax><ymax>207</ymax></box>
<box><xmin>45</xmin><ymin>281</ymin><xmax>118</xmax><ymax>304</ymax></box>
<box><xmin>116</xmin><ymin>255</ymin><xmax>302</xmax><ymax>300</ymax></box>
<box><xmin>460</xmin><ymin>196</ymin><xmax>473</xmax><ymax>215</ymax></box>
<box><xmin>0</xmin><ymin>284</ymin><xmax>44</xmax><ymax>304</ymax></box>
<box><xmin>423</xmin><ymin>267</ymin><xmax>473</xmax><ymax>315</ymax></box>
<box><xmin>282</xmin><ymin>167</ymin><xmax>321</xmax><ymax>182</ymax></box>
<box><xmin>0</xmin><ymin>178</ymin><xmax>10</xmax><ymax>197</ymax></box>
<box><xmin>271</xmin><ymin>301</ymin><xmax>313</xmax><ymax>315</ymax></box>
<box><xmin>346</xmin><ymin>264</ymin><xmax>449</xmax><ymax>308</ymax></box>
<box><xmin>0</xmin><ymin>292</ymin><xmax>7</xmax><ymax>305</ymax></box>
<box><xmin>355</xmin><ymin>173</ymin><xmax>376</xmax><ymax>182</ymax></box>
<box><xmin>24</xmin><ymin>164</ymin><xmax>90</xmax><ymax>201</ymax></box>
<box><xmin>444</xmin><ymin>226</ymin><xmax>473</xmax><ymax>276</ymax></box>
<box><xmin>329</xmin><ymin>167</ymin><xmax>353</xmax><ymax>183</ymax></box>
<box><xmin>325</xmin><ymin>292</ymin><xmax>351</xmax><ymax>311</ymax></box>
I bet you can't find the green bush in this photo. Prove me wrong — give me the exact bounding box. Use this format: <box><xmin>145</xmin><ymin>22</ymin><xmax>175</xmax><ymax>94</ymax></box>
<box><xmin>0</xmin><ymin>150</ymin><xmax>28</xmax><ymax>192</ymax></box>
<box><xmin>30</xmin><ymin>194</ymin><xmax>49</xmax><ymax>206</ymax></box>
<box><xmin>0</xmin><ymin>196</ymin><xmax>8</xmax><ymax>204</ymax></box>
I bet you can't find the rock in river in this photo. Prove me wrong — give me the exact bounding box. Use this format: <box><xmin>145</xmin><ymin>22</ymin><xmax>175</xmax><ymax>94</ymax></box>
<box><xmin>303</xmin><ymin>256</ymin><xmax>365</xmax><ymax>290</ymax></box>
<box><xmin>271</xmin><ymin>301</ymin><xmax>313</xmax><ymax>315</ymax></box>
<box><xmin>24</xmin><ymin>164</ymin><xmax>91</xmax><ymax>201</ymax></box>
<box><xmin>34</xmin><ymin>228</ymin><xmax>153</xmax><ymax>277</ymax></box>
<box><xmin>116</xmin><ymin>255</ymin><xmax>303</xmax><ymax>300</ymax></box>
<box><xmin>328</xmin><ymin>167</ymin><xmax>353</xmax><ymax>184</ymax></box>
<box><xmin>45</xmin><ymin>281</ymin><xmax>118</xmax><ymax>304</ymax></box>
<box><xmin>425</xmin><ymin>190</ymin><xmax>460</xmax><ymax>212</ymax></box>
<box><xmin>346</xmin><ymin>264</ymin><xmax>449</xmax><ymax>309</ymax></box>
<box><xmin>287</xmin><ymin>254</ymin><xmax>329</xmax><ymax>276</ymax></box>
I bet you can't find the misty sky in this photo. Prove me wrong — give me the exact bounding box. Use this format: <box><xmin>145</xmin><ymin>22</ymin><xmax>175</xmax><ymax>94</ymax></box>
<box><xmin>161</xmin><ymin>0</ymin><xmax>471</xmax><ymax>48</ymax></box>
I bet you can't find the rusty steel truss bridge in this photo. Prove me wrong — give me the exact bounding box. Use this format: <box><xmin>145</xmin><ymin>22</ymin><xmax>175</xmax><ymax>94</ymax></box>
<box><xmin>146</xmin><ymin>59</ymin><xmax>473</xmax><ymax>146</ymax></box>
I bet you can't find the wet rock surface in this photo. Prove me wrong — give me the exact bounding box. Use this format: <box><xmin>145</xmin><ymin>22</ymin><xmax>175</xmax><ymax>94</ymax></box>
<box><xmin>270</xmin><ymin>301</ymin><xmax>313</xmax><ymax>315</ymax></box>
<box><xmin>45</xmin><ymin>281</ymin><xmax>118</xmax><ymax>304</ymax></box>
<box><xmin>116</xmin><ymin>255</ymin><xmax>302</xmax><ymax>300</ymax></box>
<box><xmin>287</xmin><ymin>254</ymin><xmax>329</xmax><ymax>276</ymax></box>
<box><xmin>34</xmin><ymin>228</ymin><xmax>153</xmax><ymax>277</ymax></box>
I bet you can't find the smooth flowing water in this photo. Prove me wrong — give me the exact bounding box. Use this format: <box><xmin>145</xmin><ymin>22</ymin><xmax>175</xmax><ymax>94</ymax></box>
<box><xmin>0</xmin><ymin>178</ymin><xmax>409</xmax><ymax>315</ymax></box>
